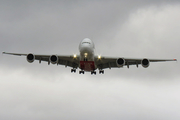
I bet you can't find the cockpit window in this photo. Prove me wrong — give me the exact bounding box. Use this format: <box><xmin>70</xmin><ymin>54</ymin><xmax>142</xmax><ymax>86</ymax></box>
<box><xmin>82</xmin><ymin>42</ymin><xmax>90</xmax><ymax>44</ymax></box>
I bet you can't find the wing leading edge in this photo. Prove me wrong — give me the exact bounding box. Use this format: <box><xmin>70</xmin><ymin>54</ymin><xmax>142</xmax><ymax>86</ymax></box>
<box><xmin>95</xmin><ymin>56</ymin><xmax>177</xmax><ymax>69</ymax></box>
<box><xmin>2</xmin><ymin>52</ymin><xmax>177</xmax><ymax>71</ymax></box>
<box><xmin>2</xmin><ymin>52</ymin><xmax>79</xmax><ymax>69</ymax></box>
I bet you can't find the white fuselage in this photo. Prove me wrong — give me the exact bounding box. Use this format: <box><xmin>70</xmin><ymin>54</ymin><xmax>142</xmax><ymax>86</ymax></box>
<box><xmin>79</xmin><ymin>38</ymin><xmax>96</xmax><ymax>71</ymax></box>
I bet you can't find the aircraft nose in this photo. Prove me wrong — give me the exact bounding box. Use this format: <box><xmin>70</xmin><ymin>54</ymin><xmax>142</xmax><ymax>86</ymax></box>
<box><xmin>80</xmin><ymin>45</ymin><xmax>89</xmax><ymax>52</ymax></box>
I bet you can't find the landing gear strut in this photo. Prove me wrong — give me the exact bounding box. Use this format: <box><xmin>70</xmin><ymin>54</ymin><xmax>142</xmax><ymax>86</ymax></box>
<box><xmin>84</xmin><ymin>58</ymin><xmax>88</xmax><ymax>61</ymax></box>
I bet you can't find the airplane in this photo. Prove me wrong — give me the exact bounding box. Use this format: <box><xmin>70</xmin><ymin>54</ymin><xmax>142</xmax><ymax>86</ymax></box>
<box><xmin>3</xmin><ymin>38</ymin><xmax>177</xmax><ymax>75</ymax></box>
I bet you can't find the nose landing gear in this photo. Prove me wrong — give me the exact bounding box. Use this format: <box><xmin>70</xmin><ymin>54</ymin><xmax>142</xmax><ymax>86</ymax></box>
<box><xmin>84</xmin><ymin>58</ymin><xmax>88</xmax><ymax>61</ymax></box>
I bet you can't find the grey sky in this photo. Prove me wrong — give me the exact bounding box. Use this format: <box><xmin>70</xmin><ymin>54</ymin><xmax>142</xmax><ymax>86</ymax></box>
<box><xmin>0</xmin><ymin>0</ymin><xmax>180</xmax><ymax>120</ymax></box>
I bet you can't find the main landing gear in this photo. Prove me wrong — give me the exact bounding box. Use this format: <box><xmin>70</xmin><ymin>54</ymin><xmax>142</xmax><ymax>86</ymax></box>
<box><xmin>91</xmin><ymin>71</ymin><xmax>96</xmax><ymax>75</ymax></box>
<box><xmin>79</xmin><ymin>70</ymin><xmax>85</xmax><ymax>74</ymax></box>
<box><xmin>71</xmin><ymin>69</ymin><xmax>76</xmax><ymax>73</ymax></box>
<box><xmin>91</xmin><ymin>70</ymin><xmax>104</xmax><ymax>75</ymax></box>
<box><xmin>71</xmin><ymin>69</ymin><xmax>104</xmax><ymax>75</ymax></box>
<box><xmin>99</xmin><ymin>70</ymin><xmax>104</xmax><ymax>74</ymax></box>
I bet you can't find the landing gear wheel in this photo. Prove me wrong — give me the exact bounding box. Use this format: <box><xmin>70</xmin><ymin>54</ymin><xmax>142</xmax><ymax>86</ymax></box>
<box><xmin>99</xmin><ymin>70</ymin><xmax>104</xmax><ymax>74</ymax></box>
<box><xmin>71</xmin><ymin>69</ymin><xmax>76</xmax><ymax>73</ymax></box>
<box><xmin>79</xmin><ymin>70</ymin><xmax>84</xmax><ymax>74</ymax></box>
<box><xmin>91</xmin><ymin>71</ymin><xmax>96</xmax><ymax>75</ymax></box>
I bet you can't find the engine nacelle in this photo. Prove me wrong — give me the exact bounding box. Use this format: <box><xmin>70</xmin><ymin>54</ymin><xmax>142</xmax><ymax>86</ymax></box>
<box><xmin>50</xmin><ymin>55</ymin><xmax>58</xmax><ymax>64</ymax></box>
<box><xmin>116</xmin><ymin>58</ymin><xmax>125</xmax><ymax>67</ymax></box>
<box><xmin>27</xmin><ymin>53</ymin><xmax>35</xmax><ymax>63</ymax></box>
<box><xmin>141</xmin><ymin>58</ymin><xmax>150</xmax><ymax>68</ymax></box>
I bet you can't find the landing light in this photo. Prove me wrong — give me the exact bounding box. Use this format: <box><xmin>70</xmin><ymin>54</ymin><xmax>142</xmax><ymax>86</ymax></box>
<box><xmin>98</xmin><ymin>55</ymin><xmax>101</xmax><ymax>59</ymax></box>
<box><xmin>84</xmin><ymin>53</ymin><xmax>88</xmax><ymax>56</ymax></box>
<box><xmin>73</xmin><ymin>54</ymin><xmax>77</xmax><ymax>58</ymax></box>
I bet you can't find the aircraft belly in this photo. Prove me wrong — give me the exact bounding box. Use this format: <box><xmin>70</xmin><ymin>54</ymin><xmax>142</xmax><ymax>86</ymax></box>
<box><xmin>79</xmin><ymin>61</ymin><xmax>96</xmax><ymax>71</ymax></box>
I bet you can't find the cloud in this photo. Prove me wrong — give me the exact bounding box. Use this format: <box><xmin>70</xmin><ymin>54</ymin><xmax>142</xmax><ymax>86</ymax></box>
<box><xmin>107</xmin><ymin>4</ymin><xmax>180</xmax><ymax>79</ymax></box>
<box><xmin>1</xmin><ymin>67</ymin><xmax>180</xmax><ymax>120</ymax></box>
<box><xmin>0</xmin><ymin>1</ymin><xmax>180</xmax><ymax>120</ymax></box>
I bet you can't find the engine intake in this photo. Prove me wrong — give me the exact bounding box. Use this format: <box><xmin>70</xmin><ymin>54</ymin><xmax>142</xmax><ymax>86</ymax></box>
<box><xmin>116</xmin><ymin>58</ymin><xmax>125</xmax><ymax>67</ymax></box>
<box><xmin>141</xmin><ymin>58</ymin><xmax>150</xmax><ymax>68</ymax></box>
<box><xmin>27</xmin><ymin>53</ymin><xmax>35</xmax><ymax>63</ymax></box>
<box><xmin>50</xmin><ymin>55</ymin><xmax>58</xmax><ymax>64</ymax></box>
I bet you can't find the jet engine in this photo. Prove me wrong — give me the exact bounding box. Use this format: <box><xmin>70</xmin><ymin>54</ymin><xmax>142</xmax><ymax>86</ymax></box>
<box><xmin>50</xmin><ymin>55</ymin><xmax>58</xmax><ymax>64</ymax></box>
<box><xmin>27</xmin><ymin>53</ymin><xmax>35</xmax><ymax>63</ymax></box>
<box><xmin>141</xmin><ymin>58</ymin><xmax>150</xmax><ymax>68</ymax></box>
<box><xmin>116</xmin><ymin>58</ymin><xmax>125</xmax><ymax>67</ymax></box>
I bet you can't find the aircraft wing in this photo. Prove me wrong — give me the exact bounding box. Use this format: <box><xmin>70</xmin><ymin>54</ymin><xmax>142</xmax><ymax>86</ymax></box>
<box><xmin>95</xmin><ymin>56</ymin><xmax>177</xmax><ymax>69</ymax></box>
<box><xmin>2</xmin><ymin>52</ymin><xmax>79</xmax><ymax>68</ymax></box>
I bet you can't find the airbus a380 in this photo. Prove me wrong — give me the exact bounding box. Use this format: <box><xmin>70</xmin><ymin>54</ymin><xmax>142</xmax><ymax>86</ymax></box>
<box><xmin>3</xmin><ymin>38</ymin><xmax>177</xmax><ymax>75</ymax></box>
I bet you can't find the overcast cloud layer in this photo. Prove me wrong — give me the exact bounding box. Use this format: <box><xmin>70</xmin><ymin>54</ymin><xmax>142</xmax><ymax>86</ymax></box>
<box><xmin>0</xmin><ymin>1</ymin><xmax>180</xmax><ymax>120</ymax></box>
